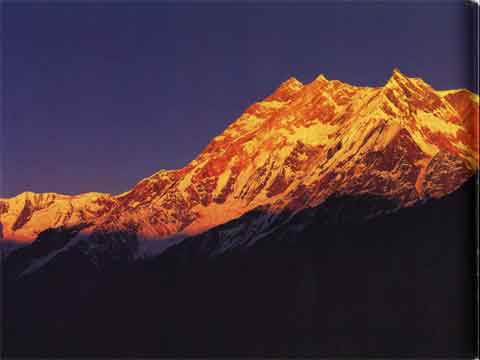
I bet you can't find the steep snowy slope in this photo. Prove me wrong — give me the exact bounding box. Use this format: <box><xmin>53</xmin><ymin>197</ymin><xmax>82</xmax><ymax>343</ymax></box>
<box><xmin>1</xmin><ymin>69</ymin><xmax>477</xmax><ymax>259</ymax></box>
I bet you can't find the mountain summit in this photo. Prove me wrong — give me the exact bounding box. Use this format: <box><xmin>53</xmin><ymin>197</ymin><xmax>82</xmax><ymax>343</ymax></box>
<box><xmin>1</xmin><ymin>69</ymin><xmax>478</xmax><ymax>258</ymax></box>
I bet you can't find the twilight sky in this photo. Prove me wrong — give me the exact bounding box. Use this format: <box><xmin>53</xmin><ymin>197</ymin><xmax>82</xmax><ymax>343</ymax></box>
<box><xmin>2</xmin><ymin>2</ymin><xmax>477</xmax><ymax>197</ymax></box>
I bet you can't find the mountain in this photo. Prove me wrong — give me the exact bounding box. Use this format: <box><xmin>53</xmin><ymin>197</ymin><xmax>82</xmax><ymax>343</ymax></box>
<box><xmin>2</xmin><ymin>69</ymin><xmax>477</xmax><ymax>357</ymax></box>
<box><xmin>1</xmin><ymin>68</ymin><xmax>478</xmax><ymax>263</ymax></box>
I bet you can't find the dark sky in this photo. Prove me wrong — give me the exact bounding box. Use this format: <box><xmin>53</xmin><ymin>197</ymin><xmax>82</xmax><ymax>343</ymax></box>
<box><xmin>2</xmin><ymin>2</ymin><xmax>477</xmax><ymax>197</ymax></box>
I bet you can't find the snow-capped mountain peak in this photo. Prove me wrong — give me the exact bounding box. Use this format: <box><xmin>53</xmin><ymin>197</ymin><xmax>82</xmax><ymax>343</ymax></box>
<box><xmin>1</xmin><ymin>69</ymin><xmax>477</xmax><ymax>260</ymax></box>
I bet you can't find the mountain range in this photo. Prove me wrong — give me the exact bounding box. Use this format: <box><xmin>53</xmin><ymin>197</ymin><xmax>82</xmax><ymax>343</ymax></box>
<box><xmin>1</xmin><ymin>69</ymin><xmax>478</xmax><ymax>257</ymax></box>
<box><xmin>1</xmin><ymin>69</ymin><xmax>478</xmax><ymax>357</ymax></box>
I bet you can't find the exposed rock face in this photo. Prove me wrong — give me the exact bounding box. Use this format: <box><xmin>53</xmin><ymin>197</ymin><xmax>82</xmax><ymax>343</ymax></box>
<box><xmin>0</xmin><ymin>69</ymin><xmax>477</xmax><ymax>265</ymax></box>
<box><xmin>422</xmin><ymin>152</ymin><xmax>473</xmax><ymax>199</ymax></box>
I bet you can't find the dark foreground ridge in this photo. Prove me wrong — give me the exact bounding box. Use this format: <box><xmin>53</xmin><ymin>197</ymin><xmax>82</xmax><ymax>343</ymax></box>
<box><xmin>2</xmin><ymin>177</ymin><xmax>476</xmax><ymax>357</ymax></box>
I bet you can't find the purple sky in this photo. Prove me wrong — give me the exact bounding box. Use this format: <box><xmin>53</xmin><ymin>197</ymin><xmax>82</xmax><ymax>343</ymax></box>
<box><xmin>2</xmin><ymin>2</ymin><xmax>477</xmax><ymax>197</ymax></box>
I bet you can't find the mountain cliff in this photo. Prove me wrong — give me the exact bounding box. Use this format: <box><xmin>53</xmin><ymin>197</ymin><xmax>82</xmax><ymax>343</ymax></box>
<box><xmin>1</xmin><ymin>69</ymin><xmax>478</xmax><ymax>258</ymax></box>
<box><xmin>2</xmin><ymin>69</ymin><xmax>477</xmax><ymax>357</ymax></box>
